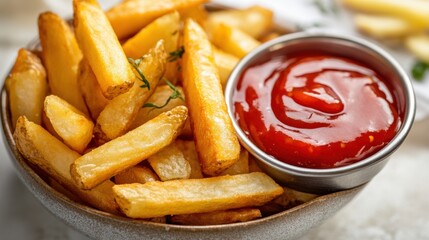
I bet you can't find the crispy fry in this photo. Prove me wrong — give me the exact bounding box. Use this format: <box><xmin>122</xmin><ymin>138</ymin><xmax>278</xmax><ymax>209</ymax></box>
<box><xmin>6</xmin><ymin>49</ymin><xmax>47</xmax><ymax>129</ymax></box>
<box><xmin>115</xmin><ymin>165</ymin><xmax>159</xmax><ymax>184</ymax></box>
<box><xmin>44</xmin><ymin>95</ymin><xmax>94</xmax><ymax>153</ymax></box>
<box><xmin>106</xmin><ymin>0</ymin><xmax>208</xmax><ymax>39</ymax></box>
<box><xmin>354</xmin><ymin>14</ymin><xmax>419</xmax><ymax>39</ymax></box>
<box><xmin>113</xmin><ymin>172</ymin><xmax>283</xmax><ymax>218</ymax></box>
<box><xmin>94</xmin><ymin>40</ymin><xmax>166</xmax><ymax>142</ymax></box>
<box><xmin>212</xmin><ymin>46</ymin><xmax>239</xmax><ymax>88</ymax></box>
<box><xmin>405</xmin><ymin>34</ymin><xmax>429</xmax><ymax>63</ymax></box>
<box><xmin>13</xmin><ymin>116</ymin><xmax>119</xmax><ymax>214</ymax></box>
<box><xmin>71</xmin><ymin>106</ymin><xmax>188</xmax><ymax>190</ymax></box>
<box><xmin>148</xmin><ymin>142</ymin><xmax>191</xmax><ymax>181</ymax></box>
<box><xmin>38</xmin><ymin>12</ymin><xmax>88</xmax><ymax>115</ymax></box>
<box><xmin>212</xmin><ymin>23</ymin><xmax>261</xmax><ymax>58</ymax></box>
<box><xmin>74</xmin><ymin>0</ymin><xmax>134</xmax><ymax>99</ymax></box>
<box><xmin>182</xmin><ymin>19</ymin><xmax>240</xmax><ymax>176</ymax></box>
<box><xmin>175</xmin><ymin>140</ymin><xmax>203</xmax><ymax>179</ymax></box>
<box><xmin>170</xmin><ymin>208</ymin><xmax>261</xmax><ymax>225</ymax></box>
<box><xmin>219</xmin><ymin>149</ymin><xmax>249</xmax><ymax>176</ymax></box>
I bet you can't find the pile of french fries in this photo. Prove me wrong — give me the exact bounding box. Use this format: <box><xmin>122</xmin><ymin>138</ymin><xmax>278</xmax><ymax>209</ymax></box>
<box><xmin>6</xmin><ymin>0</ymin><xmax>317</xmax><ymax>225</ymax></box>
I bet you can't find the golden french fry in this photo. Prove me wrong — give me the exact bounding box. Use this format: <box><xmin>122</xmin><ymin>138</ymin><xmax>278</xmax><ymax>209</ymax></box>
<box><xmin>219</xmin><ymin>149</ymin><xmax>249</xmax><ymax>176</ymax></box>
<box><xmin>179</xmin><ymin>4</ymin><xmax>208</xmax><ymax>26</ymax></box>
<box><xmin>38</xmin><ymin>12</ymin><xmax>88</xmax><ymax>115</ymax></box>
<box><xmin>170</xmin><ymin>208</ymin><xmax>261</xmax><ymax>225</ymax></box>
<box><xmin>148</xmin><ymin>142</ymin><xmax>191</xmax><ymax>181</ymax></box>
<box><xmin>113</xmin><ymin>172</ymin><xmax>283</xmax><ymax>218</ymax></box>
<box><xmin>205</xmin><ymin>6</ymin><xmax>273</xmax><ymax>39</ymax></box>
<box><xmin>6</xmin><ymin>49</ymin><xmax>47</xmax><ymax>129</ymax></box>
<box><xmin>405</xmin><ymin>34</ymin><xmax>429</xmax><ymax>63</ymax></box>
<box><xmin>106</xmin><ymin>0</ymin><xmax>208</xmax><ymax>39</ymax></box>
<box><xmin>74</xmin><ymin>0</ymin><xmax>134</xmax><ymax>99</ymax></box>
<box><xmin>261</xmin><ymin>187</ymin><xmax>318</xmax><ymax>216</ymax></box>
<box><xmin>175</xmin><ymin>140</ymin><xmax>203</xmax><ymax>179</ymax></box>
<box><xmin>248</xmin><ymin>156</ymin><xmax>263</xmax><ymax>173</ymax></box>
<box><xmin>13</xmin><ymin>116</ymin><xmax>119</xmax><ymax>214</ymax></box>
<box><xmin>182</xmin><ymin>19</ymin><xmax>240</xmax><ymax>176</ymax></box>
<box><xmin>354</xmin><ymin>14</ymin><xmax>419</xmax><ymax>38</ymax></box>
<box><xmin>260</xmin><ymin>32</ymin><xmax>281</xmax><ymax>43</ymax></box>
<box><xmin>95</xmin><ymin>40</ymin><xmax>166</xmax><ymax>142</ymax></box>
<box><xmin>77</xmin><ymin>58</ymin><xmax>109</xmax><ymax>120</ymax></box>
<box><xmin>44</xmin><ymin>95</ymin><xmax>94</xmax><ymax>153</ymax></box>
<box><xmin>114</xmin><ymin>165</ymin><xmax>159</xmax><ymax>184</ymax></box>
<box><xmin>71</xmin><ymin>106</ymin><xmax>188</xmax><ymax>190</ymax></box>
<box><xmin>212</xmin><ymin>23</ymin><xmax>261</xmax><ymax>58</ymax></box>
<box><xmin>212</xmin><ymin>46</ymin><xmax>239</xmax><ymax>87</ymax></box>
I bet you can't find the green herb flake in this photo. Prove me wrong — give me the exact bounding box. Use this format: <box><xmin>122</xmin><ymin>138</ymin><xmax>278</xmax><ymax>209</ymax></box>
<box><xmin>168</xmin><ymin>46</ymin><xmax>185</xmax><ymax>62</ymax></box>
<box><xmin>143</xmin><ymin>78</ymin><xmax>184</xmax><ymax>109</ymax></box>
<box><xmin>411</xmin><ymin>60</ymin><xmax>429</xmax><ymax>81</ymax></box>
<box><xmin>128</xmin><ymin>57</ymin><xmax>150</xmax><ymax>90</ymax></box>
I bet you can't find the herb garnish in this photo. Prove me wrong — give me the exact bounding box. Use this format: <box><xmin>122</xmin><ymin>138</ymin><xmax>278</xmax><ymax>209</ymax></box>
<box><xmin>411</xmin><ymin>60</ymin><xmax>429</xmax><ymax>81</ymax></box>
<box><xmin>168</xmin><ymin>46</ymin><xmax>185</xmax><ymax>62</ymax></box>
<box><xmin>143</xmin><ymin>78</ymin><xmax>184</xmax><ymax>109</ymax></box>
<box><xmin>128</xmin><ymin>57</ymin><xmax>150</xmax><ymax>90</ymax></box>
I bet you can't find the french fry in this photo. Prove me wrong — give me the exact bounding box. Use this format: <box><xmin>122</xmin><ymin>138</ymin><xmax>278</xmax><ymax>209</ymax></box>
<box><xmin>212</xmin><ymin>23</ymin><xmax>261</xmax><ymax>58</ymax></box>
<box><xmin>170</xmin><ymin>208</ymin><xmax>261</xmax><ymax>225</ymax></box>
<box><xmin>260</xmin><ymin>187</ymin><xmax>318</xmax><ymax>216</ymax></box>
<box><xmin>175</xmin><ymin>140</ymin><xmax>203</xmax><ymax>179</ymax></box>
<box><xmin>354</xmin><ymin>14</ymin><xmax>419</xmax><ymax>39</ymax></box>
<box><xmin>212</xmin><ymin>46</ymin><xmax>239</xmax><ymax>87</ymax></box>
<box><xmin>405</xmin><ymin>34</ymin><xmax>429</xmax><ymax>63</ymax></box>
<box><xmin>106</xmin><ymin>0</ymin><xmax>209</xmax><ymax>39</ymax></box>
<box><xmin>38</xmin><ymin>12</ymin><xmax>88</xmax><ymax>115</ymax></box>
<box><xmin>71</xmin><ymin>106</ymin><xmax>188</xmax><ymax>190</ymax></box>
<box><xmin>248</xmin><ymin>156</ymin><xmax>263</xmax><ymax>173</ymax></box>
<box><xmin>219</xmin><ymin>149</ymin><xmax>249</xmax><ymax>176</ymax></box>
<box><xmin>6</xmin><ymin>49</ymin><xmax>47</xmax><ymax>129</ymax></box>
<box><xmin>77</xmin><ymin>58</ymin><xmax>109</xmax><ymax>120</ymax></box>
<box><xmin>182</xmin><ymin>19</ymin><xmax>240</xmax><ymax>176</ymax></box>
<box><xmin>13</xmin><ymin>116</ymin><xmax>119</xmax><ymax>214</ymax></box>
<box><xmin>260</xmin><ymin>32</ymin><xmax>281</xmax><ymax>43</ymax></box>
<box><xmin>113</xmin><ymin>172</ymin><xmax>283</xmax><ymax>218</ymax></box>
<box><xmin>148</xmin><ymin>142</ymin><xmax>191</xmax><ymax>181</ymax></box>
<box><xmin>44</xmin><ymin>95</ymin><xmax>94</xmax><ymax>153</ymax></box>
<box><xmin>74</xmin><ymin>0</ymin><xmax>134</xmax><ymax>99</ymax></box>
<box><xmin>94</xmin><ymin>40</ymin><xmax>166</xmax><ymax>142</ymax></box>
<box><xmin>115</xmin><ymin>165</ymin><xmax>159</xmax><ymax>184</ymax></box>
<box><xmin>205</xmin><ymin>6</ymin><xmax>273</xmax><ymax>39</ymax></box>
<box><xmin>179</xmin><ymin>4</ymin><xmax>208</xmax><ymax>26</ymax></box>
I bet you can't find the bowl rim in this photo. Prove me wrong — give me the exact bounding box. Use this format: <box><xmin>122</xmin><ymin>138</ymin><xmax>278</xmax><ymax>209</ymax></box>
<box><xmin>225</xmin><ymin>32</ymin><xmax>416</xmax><ymax>177</ymax></box>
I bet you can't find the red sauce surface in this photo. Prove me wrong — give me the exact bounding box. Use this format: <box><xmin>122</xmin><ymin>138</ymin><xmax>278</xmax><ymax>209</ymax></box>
<box><xmin>233</xmin><ymin>53</ymin><xmax>401</xmax><ymax>169</ymax></box>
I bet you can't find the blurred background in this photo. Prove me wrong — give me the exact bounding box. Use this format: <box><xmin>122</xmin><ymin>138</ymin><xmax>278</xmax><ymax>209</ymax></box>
<box><xmin>1</xmin><ymin>0</ymin><xmax>429</xmax><ymax>239</ymax></box>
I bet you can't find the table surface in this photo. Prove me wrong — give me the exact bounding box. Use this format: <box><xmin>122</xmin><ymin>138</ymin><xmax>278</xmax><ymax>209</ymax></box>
<box><xmin>1</xmin><ymin>1</ymin><xmax>429</xmax><ymax>239</ymax></box>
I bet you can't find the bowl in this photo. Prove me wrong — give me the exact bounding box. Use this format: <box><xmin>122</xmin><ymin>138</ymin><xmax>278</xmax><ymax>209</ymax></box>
<box><xmin>225</xmin><ymin>32</ymin><xmax>416</xmax><ymax>194</ymax></box>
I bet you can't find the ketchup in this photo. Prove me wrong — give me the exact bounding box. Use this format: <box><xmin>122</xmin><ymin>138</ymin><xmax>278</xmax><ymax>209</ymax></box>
<box><xmin>233</xmin><ymin>53</ymin><xmax>401</xmax><ymax>169</ymax></box>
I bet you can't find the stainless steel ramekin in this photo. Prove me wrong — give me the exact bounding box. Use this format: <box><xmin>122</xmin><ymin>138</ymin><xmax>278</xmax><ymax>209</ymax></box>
<box><xmin>225</xmin><ymin>32</ymin><xmax>416</xmax><ymax>194</ymax></box>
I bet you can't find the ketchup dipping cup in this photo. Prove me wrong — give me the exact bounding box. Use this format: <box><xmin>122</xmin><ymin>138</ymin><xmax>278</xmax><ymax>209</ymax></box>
<box><xmin>225</xmin><ymin>32</ymin><xmax>416</xmax><ymax>194</ymax></box>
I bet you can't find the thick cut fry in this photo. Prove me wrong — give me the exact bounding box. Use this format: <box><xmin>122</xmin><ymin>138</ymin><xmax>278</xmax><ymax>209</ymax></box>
<box><xmin>179</xmin><ymin>4</ymin><xmax>207</xmax><ymax>26</ymax></box>
<box><xmin>342</xmin><ymin>0</ymin><xmax>429</xmax><ymax>28</ymax></box>
<box><xmin>170</xmin><ymin>208</ymin><xmax>261</xmax><ymax>225</ymax></box>
<box><xmin>77</xmin><ymin>58</ymin><xmax>109</xmax><ymax>120</ymax></box>
<box><xmin>219</xmin><ymin>150</ymin><xmax>249</xmax><ymax>176</ymax></box>
<box><xmin>95</xmin><ymin>41</ymin><xmax>166</xmax><ymax>142</ymax></box>
<box><xmin>205</xmin><ymin>6</ymin><xmax>273</xmax><ymax>39</ymax></box>
<box><xmin>182</xmin><ymin>19</ymin><xmax>240</xmax><ymax>176</ymax></box>
<box><xmin>115</xmin><ymin>166</ymin><xmax>159</xmax><ymax>184</ymax></box>
<box><xmin>6</xmin><ymin>49</ymin><xmax>47</xmax><ymax>128</ymax></box>
<box><xmin>13</xmin><ymin>116</ymin><xmax>119</xmax><ymax>214</ymax></box>
<box><xmin>405</xmin><ymin>34</ymin><xmax>429</xmax><ymax>63</ymax></box>
<box><xmin>106</xmin><ymin>0</ymin><xmax>208</xmax><ymax>39</ymax></box>
<box><xmin>113</xmin><ymin>172</ymin><xmax>283</xmax><ymax>218</ymax></box>
<box><xmin>175</xmin><ymin>140</ymin><xmax>203</xmax><ymax>179</ymax></box>
<box><xmin>212</xmin><ymin>24</ymin><xmax>261</xmax><ymax>58</ymax></box>
<box><xmin>74</xmin><ymin>0</ymin><xmax>134</xmax><ymax>99</ymax></box>
<box><xmin>44</xmin><ymin>95</ymin><xmax>94</xmax><ymax>153</ymax></box>
<box><xmin>354</xmin><ymin>14</ymin><xmax>419</xmax><ymax>39</ymax></box>
<box><xmin>148</xmin><ymin>142</ymin><xmax>191</xmax><ymax>181</ymax></box>
<box><xmin>212</xmin><ymin>46</ymin><xmax>239</xmax><ymax>87</ymax></box>
<box><xmin>38</xmin><ymin>12</ymin><xmax>88</xmax><ymax>115</ymax></box>
<box><xmin>71</xmin><ymin>106</ymin><xmax>188</xmax><ymax>190</ymax></box>
<box><xmin>248</xmin><ymin>156</ymin><xmax>263</xmax><ymax>173</ymax></box>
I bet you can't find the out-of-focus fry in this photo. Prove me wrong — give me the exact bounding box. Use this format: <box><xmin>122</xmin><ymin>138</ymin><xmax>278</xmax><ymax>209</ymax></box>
<box><xmin>114</xmin><ymin>165</ymin><xmax>159</xmax><ymax>184</ymax></box>
<box><xmin>342</xmin><ymin>0</ymin><xmax>429</xmax><ymax>28</ymax></box>
<box><xmin>182</xmin><ymin>19</ymin><xmax>240</xmax><ymax>176</ymax></box>
<box><xmin>94</xmin><ymin>41</ymin><xmax>166</xmax><ymax>142</ymax></box>
<box><xmin>77</xmin><ymin>58</ymin><xmax>109</xmax><ymax>120</ymax></box>
<box><xmin>354</xmin><ymin>14</ymin><xmax>419</xmax><ymax>39</ymax></box>
<box><xmin>148</xmin><ymin>142</ymin><xmax>191</xmax><ymax>181</ymax></box>
<box><xmin>219</xmin><ymin>149</ymin><xmax>249</xmax><ymax>176</ymax></box>
<box><xmin>38</xmin><ymin>12</ymin><xmax>88</xmax><ymax>115</ymax></box>
<box><xmin>212</xmin><ymin>24</ymin><xmax>261</xmax><ymax>58</ymax></box>
<box><xmin>180</xmin><ymin>4</ymin><xmax>207</xmax><ymax>26</ymax></box>
<box><xmin>71</xmin><ymin>106</ymin><xmax>188</xmax><ymax>190</ymax></box>
<box><xmin>13</xmin><ymin>116</ymin><xmax>119</xmax><ymax>214</ymax></box>
<box><xmin>212</xmin><ymin>46</ymin><xmax>239</xmax><ymax>87</ymax></box>
<box><xmin>205</xmin><ymin>6</ymin><xmax>273</xmax><ymax>39</ymax></box>
<box><xmin>113</xmin><ymin>172</ymin><xmax>284</xmax><ymax>218</ymax></box>
<box><xmin>175</xmin><ymin>140</ymin><xmax>203</xmax><ymax>179</ymax></box>
<box><xmin>6</xmin><ymin>49</ymin><xmax>47</xmax><ymax>128</ymax></box>
<box><xmin>44</xmin><ymin>95</ymin><xmax>94</xmax><ymax>153</ymax></box>
<box><xmin>405</xmin><ymin>34</ymin><xmax>429</xmax><ymax>63</ymax></box>
<box><xmin>106</xmin><ymin>0</ymin><xmax>208</xmax><ymax>39</ymax></box>
<box><xmin>74</xmin><ymin>0</ymin><xmax>134</xmax><ymax>99</ymax></box>
<box><xmin>260</xmin><ymin>32</ymin><xmax>281</xmax><ymax>43</ymax></box>
<box><xmin>170</xmin><ymin>208</ymin><xmax>261</xmax><ymax>225</ymax></box>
